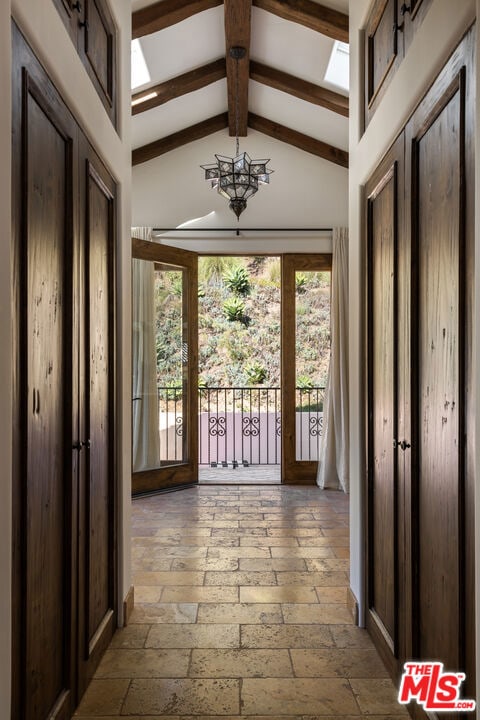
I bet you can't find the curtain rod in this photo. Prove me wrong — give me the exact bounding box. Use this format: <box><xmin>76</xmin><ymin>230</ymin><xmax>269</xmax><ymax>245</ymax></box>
<box><xmin>152</xmin><ymin>227</ymin><xmax>333</xmax><ymax>237</ymax></box>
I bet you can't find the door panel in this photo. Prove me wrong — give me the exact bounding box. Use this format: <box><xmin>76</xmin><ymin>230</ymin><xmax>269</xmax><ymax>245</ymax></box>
<box><xmin>12</xmin><ymin>23</ymin><xmax>77</xmax><ymax>720</ymax></box>
<box><xmin>365</xmin><ymin>0</ymin><xmax>400</xmax><ymax>127</ymax></box>
<box><xmin>78</xmin><ymin>148</ymin><xmax>116</xmax><ymax>695</ymax></box>
<box><xmin>132</xmin><ymin>239</ymin><xmax>198</xmax><ymax>494</ymax></box>
<box><xmin>366</xmin><ymin>137</ymin><xmax>404</xmax><ymax>676</ymax></box>
<box><xmin>80</xmin><ymin>0</ymin><xmax>116</xmax><ymax>123</ymax></box>
<box><xmin>406</xmin><ymin>30</ymin><xmax>475</xmax><ymax>698</ymax></box>
<box><xmin>281</xmin><ymin>254</ymin><xmax>331</xmax><ymax>484</ymax></box>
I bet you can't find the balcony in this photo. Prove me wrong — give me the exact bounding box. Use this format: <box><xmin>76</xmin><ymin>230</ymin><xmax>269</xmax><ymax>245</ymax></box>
<box><xmin>157</xmin><ymin>386</ymin><xmax>325</xmax><ymax>467</ymax></box>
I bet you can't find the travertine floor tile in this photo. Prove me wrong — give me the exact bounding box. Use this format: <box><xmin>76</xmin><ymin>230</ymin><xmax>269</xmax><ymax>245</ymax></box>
<box><xmin>129</xmin><ymin>603</ymin><xmax>197</xmax><ymax>624</ymax></box>
<box><xmin>95</xmin><ymin>648</ymin><xmax>190</xmax><ymax>678</ymax></box>
<box><xmin>109</xmin><ymin>624</ymin><xmax>150</xmax><ymax>649</ymax></box>
<box><xmin>171</xmin><ymin>557</ymin><xmax>239</xmax><ymax>571</ymax></box>
<box><xmin>270</xmin><ymin>546</ymin><xmax>334</xmax><ymax>558</ymax></box>
<box><xmin>276</xmin><ymin>571</ymin><xmax>348</xmax><ymax>586</ymax></box>
<box><xmin>314</xmin><ymin>586</ymin><xmax>348</xmax><ymax>604</ymax></box>
<box><xmin>291</xmin><ymin>648</ymin><xmax>389</xmax><ymax>678</ymax></box>
<box><xmin>74</xmin><ymin>679</ymin><xmax>130</xmax><ymax>715</ymax></box>
<box><xmin>282</xmin><ymin>603</ymin><xmax>353</xmax><ymax>624</ymax></box>
<box><xmin>241</xmin><ymin>678</ymin><xmax>359</xmax><ymax>715</ymax></box>
<box><xmin>161</xmin><ymin>585</ymin><xmax>238</xmax><ymax>603</ymax></box>
<box><xmin>240</xmin><ymin>585</ymin><xmax>318</xmax><ymax>603</ymax></box>
<box><xmin>197</xmin><ymin>602</ymin><xmax>283</xmax><ymax>624</ymax></box>
<box><xmin>241</xmin><ymin>624</ymin><xmax>334</xmax><ymax>649</ymax></box>
<box><xmin>190</xmin><ymin>648</ymin><xmax>292</xmax><ymax>677</ymax></box>
<box><xmin>349</xmin><ymin>678</ymin><xmax>409</xmax><ymax>714</ymax></box>
<box><xmin>146</xmin><ymin>623</ymin><xmax>239</xmax><ymax>648</ymax></box>
<box><xmin>133</xmin><ymin>586</ymin><xmax>163</xmax><ymax>603</ymax></box>
<box><xmin>204</xmin><ymin>570</ymin><xmax>277</xmax><ymax>585</ymax></box>
<box><xmin>122</xmin><ymin>678</ymin><xmax>240</xmax><ymax>715</ymax></box>
<box><xmin>239</xmin><ymin>557</ymin><xmax>307</xmax><ymax>572</ymax></box>
<box><xmin>207</xmin><ymin>546</ymin><xmax>271</xmax><ymax>558</ymax></box>
<box><xmin>330</xmin><ymin>625</ymin><xmax>376</xmax><ymax>649</ymax></box>
<box><xmin>77</xmin><ymin>486</ymin><xmax>405</xmax><ymax>720</ymax></box>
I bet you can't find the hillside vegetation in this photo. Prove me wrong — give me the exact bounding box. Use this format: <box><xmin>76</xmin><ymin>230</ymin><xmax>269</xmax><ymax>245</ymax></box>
<box><xmin>155</xmin><ymin>256</ymin><xmax>331</xmax><ymax>390</ymax></box>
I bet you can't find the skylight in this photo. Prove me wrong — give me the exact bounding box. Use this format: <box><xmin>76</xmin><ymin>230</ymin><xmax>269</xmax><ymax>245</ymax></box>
<box><xmin>131</xmin><ymin>38</ymin><xmax>151</xmax><ymax>90</ymax></box>
<box><xmin>324</xmin><ymin>41</ymin><xmax>349</xmax><ymax>92</ymax></box>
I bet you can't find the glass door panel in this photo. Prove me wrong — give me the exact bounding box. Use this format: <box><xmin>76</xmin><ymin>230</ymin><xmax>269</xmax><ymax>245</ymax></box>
<box><xmin>132</xmin><ymin>239</ymin><xmax>198</xmax><ymax>494</ymax></box>
<box><xmin>281</xmin><ymin>254</ymin><xmax>332</xmax><ymax>483</ymax></box>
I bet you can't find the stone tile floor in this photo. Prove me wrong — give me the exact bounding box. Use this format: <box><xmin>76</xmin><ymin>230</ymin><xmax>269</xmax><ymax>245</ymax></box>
<box><xmin>75</xmin><ymin>484</ymin><xmax>408</xmax><ymax>719</ymax></box>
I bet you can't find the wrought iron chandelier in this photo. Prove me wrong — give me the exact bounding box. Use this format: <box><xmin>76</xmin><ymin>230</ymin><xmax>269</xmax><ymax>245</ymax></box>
<box><xmin>201</xmin><ymin>46</ymin><xmax>273</xmax><ymax>219</ymax></box>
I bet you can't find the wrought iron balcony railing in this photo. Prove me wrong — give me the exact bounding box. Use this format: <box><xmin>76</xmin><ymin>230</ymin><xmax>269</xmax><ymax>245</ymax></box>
<box><xmin>154</xmin><ymin>386</ymin><xmax>325</xmax><ymax>466</ymax></box>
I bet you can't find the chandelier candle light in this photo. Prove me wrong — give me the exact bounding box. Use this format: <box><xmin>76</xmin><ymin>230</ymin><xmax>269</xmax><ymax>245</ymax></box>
<box><xmin>201</xmin><ymin>46</ymin><xmax>273</xmax><ymax>219</ymax></box>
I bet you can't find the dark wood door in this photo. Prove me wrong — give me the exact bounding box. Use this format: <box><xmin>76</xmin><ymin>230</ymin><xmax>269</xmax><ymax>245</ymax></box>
<box><xmin>52</xmin><ymin>0</ymin><xmax>117</xmax><ymax>126</ymax></box>
<box><xmin>366</xmin><ymin>135</ymin><xmax>405</xmax><ymax>678</ymax></box>
<box><xmin>12</xmin><ymin>23</ymin><xmax>117</xmax><ymax>718</ymax></box>
<box><xmin>77</xmin><ymin>140</ymin><xmax>117</xmax><ymax>695</ymax></box>
<box><xmin>79</xmin><ymin>0</ymin><xmax>117</xmax><ymax>125</ymax></box>
<box><xmin>405</xmin><ymin>26</ymin><xmax>475</xmax><ymax>711</ymax></box>
<box><xmin>365</xmin><ymin>0</ymin><xmax>401</xmax><ymax>127</ymax></box>
<box><xmin>11</xmin><ymin>23</ymin><xmax>78</xmax><ymax>720</ymax></box>
<box><xmin>398</xmin><ymin>0</ymin><xmax>433</xmax><ymax>53</ymax></box>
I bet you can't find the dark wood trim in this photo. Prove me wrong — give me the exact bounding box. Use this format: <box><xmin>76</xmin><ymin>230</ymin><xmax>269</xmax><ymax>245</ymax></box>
<box><xmin>132</xmin><ymin>58</ymin><xmax>226</xmax><ymax>115</ymax></box>
<box><xmin>224</xmin><ymin>0</ymin><xmax>252</xmax><ymax>136</ymax></box>
<box><xmin>132</xmin><ymin>113</ymin><xmax>229</xmax><ymax>165</ymax></box>
<box><xmin>248</xmin><ymin>113</ymin><xmax>349</xmax><ymax>167</ymax></box>
<box><xmin>364</xmin><ymin>135</ymin><xmax>404</xmax><ymax>681</ymax></box>
<box><xmin>123</xmin><ymin>586</ymin><xmax>135</xmax><ymax>626</ymax></box>
<box><xmin>132</xmin><ymin>0</ymin><xmax>223</xmax><ymax>39</ymax></box>
<box><xmin>252</xmin><ymin>0</ymin><xmax>348</xmax><ymax>42</ymax></box>
<box><xmin>281</xmin><ymin>254</ymin><xmax>332</xmax><ymax>485</ymax></box>
<box><xmin>250</xmin><ymin>60</ymin><xmax>349</xmax><ymax>117</ymax></box>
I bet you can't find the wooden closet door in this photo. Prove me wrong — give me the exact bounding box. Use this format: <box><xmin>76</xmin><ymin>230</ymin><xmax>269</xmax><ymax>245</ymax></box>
<box><xmin>365</xmin><ymin>135</ymin><xmax>405</xmax><ymax>677</ymax></box>
<box><xmin>405</xmin><ymin>25</ymin><xmax>475</xmax><ymax>707</ymax></box>
<box><xmin>11</xmin><ymin>24</ymin><xmax>78</xmax><ymax>720</ymax></box>
<box><xmin>77</xmin><ymin>139</ymin><xmax>117</xmax><ymax>694</ymax></box>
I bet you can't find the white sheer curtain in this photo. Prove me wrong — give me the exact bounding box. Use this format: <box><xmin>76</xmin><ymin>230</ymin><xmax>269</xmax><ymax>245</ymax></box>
<box><xmin>132</xmin><ymin>227</ymin><xmax>160</xmax><ymax>472</ymax></box>
<box><xmin>317</xmin><ymin>227</ymin><xmax>350</xmax><ymax>492</ymax></box>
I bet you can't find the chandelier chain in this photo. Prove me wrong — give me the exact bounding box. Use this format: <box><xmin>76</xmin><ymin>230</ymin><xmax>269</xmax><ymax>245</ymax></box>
<box><xmin>235</xmin><ymin>53</ymin><xmax>240</xmax><ymax>157</ymax></box>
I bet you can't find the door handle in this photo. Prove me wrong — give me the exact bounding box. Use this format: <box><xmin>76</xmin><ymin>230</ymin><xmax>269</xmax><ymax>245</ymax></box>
<box><xmin>399</xmin><ymin>440</ymin><xmax>411</xmax><ymax>451</ymax></box>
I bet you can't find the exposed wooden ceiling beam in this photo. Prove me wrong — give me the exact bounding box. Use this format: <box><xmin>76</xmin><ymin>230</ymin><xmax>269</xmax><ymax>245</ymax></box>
<box><xmin>132</xmin><ymin>0</ymin><xmax>223</xmax><ymax>39</ymax></box>
<box><xmin>224</xmin><ymin>0</ymin><xmax>252</xmax><ymax>136</ymax></box>
<box><xmin>132</xmin><ymin>58</ymin><xmax>226</xmax><ymax>115</ymax></box>
<box><xmin>252</xmin><ymin>0</ymin><xmax>348</xmax><ymax>42</ymax></box>
<box><xmin>248</xmin><ymin>112</ymin><xmax>349</xmax><ymax>167</ymax></box>
<box><xmin>250</xmin><ymin>60</ymin><xmax>348</xmax><ymax>117</ymax></box>
<box><xmin>132</xmin><ymin>113</ymin><xmax>229</xmax><ymax>165</ymax></box>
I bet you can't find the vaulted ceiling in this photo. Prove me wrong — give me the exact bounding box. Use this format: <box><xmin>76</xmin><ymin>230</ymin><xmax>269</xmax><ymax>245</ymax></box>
<box><xmin>131</xmin><ymin>0</ymin><xmax>349</xmax><ymax>170</ymax></box>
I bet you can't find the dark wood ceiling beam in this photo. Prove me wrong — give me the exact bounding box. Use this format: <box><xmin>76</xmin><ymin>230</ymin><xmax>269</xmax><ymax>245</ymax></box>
<box><xmin>132</xmin><ymin>113</ymin><xmax>229</xmax><ymax>165</ymax></box>
<box><xmin>248</xmin><ymin>112</ymin><xmax>348</xmax><ymax>167</ymax></box>
<box><xmin>252</xmin><ymin>0</ymin><xmax>348</xmax><ymax>42</ymax></box>
<box><xmin>250</xmin><ymin>60</ymin><xmax>348</xmax><ymax>117</ymax></box>
<box><xmin>132</xmin><ymin>0</ymin><xmax>223</xmax><ymax>39</ymax></box>
<box><xmin>132</xmin><ymin>58</ymin><xmax>227</xmax><ymax>115</ymax></box>
<box><xmin>224</xmin><ymin>0</ymin><xmax>252</xmax><ymax>136</ymax></box>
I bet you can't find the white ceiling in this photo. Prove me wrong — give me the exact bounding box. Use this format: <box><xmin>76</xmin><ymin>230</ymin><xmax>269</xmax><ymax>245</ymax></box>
<box><xmin>131</xmin><ymin>1</ymin><xmax>349</xmax><ymax>153</ymax></box>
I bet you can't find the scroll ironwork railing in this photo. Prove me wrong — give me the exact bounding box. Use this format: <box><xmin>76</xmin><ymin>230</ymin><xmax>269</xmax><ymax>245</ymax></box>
<box><xmin>155</xmin><ymin>386</ymin><xmax>325</xmax><ymax>466</ymax></box>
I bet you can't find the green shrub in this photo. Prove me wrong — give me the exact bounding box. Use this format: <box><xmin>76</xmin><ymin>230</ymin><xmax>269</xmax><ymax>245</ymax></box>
<box><xmin>223</xmin><ymin>296</ymin><xmax>246</xmax><ymax>322</ymax></box>
<box><xmin>295</xmin><ymin>273</ymin><xmax>307</xmax><ymax>293</ymax></box>
<box><xmin>223</xmin><ymin>266</ymin><xmax>251</xmax><ymax>296</ymax></box>
<box><xmin>244</xmin><ymin>361</ymin><xmax>267</xmax><ymax>385</ymax></box>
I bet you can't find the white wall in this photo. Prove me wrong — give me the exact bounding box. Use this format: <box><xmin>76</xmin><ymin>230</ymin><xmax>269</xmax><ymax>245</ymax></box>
<box><xmin>132</xmin><ymin>128</ymin><xmax>349</xmax><ymax>232</ymax></box>
<box><xmin>348</xmin><ymin>0</ymin><xmax>478</xmax><ymax>694</ymax></box>
<box><xmin>0</xmin><ymin>0</ymin><xmax>132</xmax><ymax>713</ymax></box>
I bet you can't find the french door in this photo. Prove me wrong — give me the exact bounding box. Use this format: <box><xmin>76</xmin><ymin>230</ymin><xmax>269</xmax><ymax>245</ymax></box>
<box><xmin>131</xmin><ymin>246</ymin><xmax>331</xmax><ymax>492</ymax></box>
<box><xmin>132</xmin><ymin>239</ymin><xmax>198</xmax><ymax>494</ymax></box>
<box><xmin>281</xmin><ymin>254</ymin><xmax>332</xmax><ymax>483</ymax></box>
